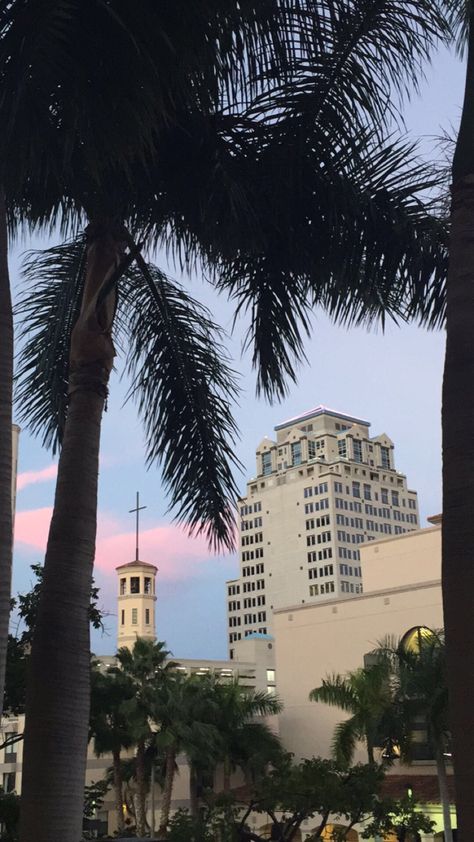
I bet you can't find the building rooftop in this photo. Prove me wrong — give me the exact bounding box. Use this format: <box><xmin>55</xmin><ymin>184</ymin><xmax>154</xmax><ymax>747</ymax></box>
<box><xmin>275</xmin><ymin>405</ymin><xmax>371</xmax><ymax>431</ymax></box>
<box><xmin>115</xmin><ymin>559</ymin><xmax>157</xmax><ymax>572</ymax></box>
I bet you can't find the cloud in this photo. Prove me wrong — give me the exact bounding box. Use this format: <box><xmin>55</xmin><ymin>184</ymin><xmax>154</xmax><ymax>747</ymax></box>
<box><xmin>14</xmin><ymin>507</ymin><xmax>221</xmax><ymax>582</ymax></box>
<box><xmin>17</xmin><ymin>464</ymin><xmax>57</xmax><ymax>491</ymax></box>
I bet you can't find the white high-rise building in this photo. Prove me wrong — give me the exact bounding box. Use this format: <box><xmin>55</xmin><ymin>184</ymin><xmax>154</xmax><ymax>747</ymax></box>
<box><xmin>226</xmin><ymin>405</ymin><xmax>420</xmax><ymax>654</ymax></box>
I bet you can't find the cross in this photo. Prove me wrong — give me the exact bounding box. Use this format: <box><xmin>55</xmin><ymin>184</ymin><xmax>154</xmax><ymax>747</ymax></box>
<box><xmin>129</xmin><ymin>491</ymin><xmax>147</xmax><ymax>561</ymax></box>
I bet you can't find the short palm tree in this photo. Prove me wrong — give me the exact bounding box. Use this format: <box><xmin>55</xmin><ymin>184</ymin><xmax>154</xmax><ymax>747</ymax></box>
<box><xmin>115</xmin><ymin>638</ymin><xmax>177</xmax><ymax>837</ymax></box>
<box><xmin>89</xmin><ymin>665</ymin><xmax>136</xmax><ymax>835</ymax></box>
<box><xmin>211</xmin><ymin>679</ymin><xmax>283</xmax><ymax>792</ymax></box>
<box><xmin>310</xmin><ymin>663</ymin><xmax>395</xmax><ymax>766</ymax></box>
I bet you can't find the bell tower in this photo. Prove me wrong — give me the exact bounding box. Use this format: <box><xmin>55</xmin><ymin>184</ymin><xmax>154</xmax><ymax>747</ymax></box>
<box><xmin>116</xmin><ymin>559</ymin><xmax>157</xmax><ymax>649</ymax></box>
<box><xmin>116</xmin><ymin>492</ymin><xmax>157</xmax><ymax>649</ymax></box>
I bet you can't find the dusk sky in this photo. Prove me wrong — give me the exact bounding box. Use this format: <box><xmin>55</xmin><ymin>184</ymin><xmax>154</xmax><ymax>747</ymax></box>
<box><xmin>10</xmin><ymin>44</ymin><xmax>466</xmax><ymax>661</ymax></box>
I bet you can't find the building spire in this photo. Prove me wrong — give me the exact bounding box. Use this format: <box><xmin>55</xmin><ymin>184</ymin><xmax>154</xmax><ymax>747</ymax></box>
<box><xmin>129</xmin><ymin>491</ymin><xmax>147</xmax><ymax>562</ymax></box>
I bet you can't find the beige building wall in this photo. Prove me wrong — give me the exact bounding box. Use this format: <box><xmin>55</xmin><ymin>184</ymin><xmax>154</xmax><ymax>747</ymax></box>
<box><xmin>274</xmin><ymin>522</ymin><xmax>442</xmax><ymax>762</ymax></box>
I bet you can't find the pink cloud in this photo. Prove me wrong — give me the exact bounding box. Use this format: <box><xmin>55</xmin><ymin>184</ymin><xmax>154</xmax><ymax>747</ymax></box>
<box><xmin>14</xmin><ymin>507</ymin><xmax>218</xmax><ymax>582</ymax></box>
<box><xmin>17</xmin><ymin>465</ymin><xmax>57</xmax><ymax>491</ymax></box>
<box><xmin>15</xmin><ymin>507</ymin><xmax>53</xmax><ymax>551</ymax></box>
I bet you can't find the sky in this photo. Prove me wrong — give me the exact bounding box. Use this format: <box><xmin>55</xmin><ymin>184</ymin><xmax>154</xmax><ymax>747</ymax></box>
<box><xmin>9</xmin><ymin>44</ymin><xmax>466</xmax><ymax>661</ymax></box>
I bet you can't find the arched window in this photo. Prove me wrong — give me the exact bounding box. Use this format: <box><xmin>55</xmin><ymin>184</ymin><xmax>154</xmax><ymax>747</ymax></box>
<box><xmin>400</xmin><ymin>625</ymin><xmax>435</xmax><ymax>654</ymax></box>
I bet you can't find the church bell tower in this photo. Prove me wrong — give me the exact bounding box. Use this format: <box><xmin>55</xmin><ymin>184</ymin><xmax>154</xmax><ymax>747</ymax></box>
<box><xmin>116</xmin><ymin>493</ymin><xmax>157</xmax><ymax>650</ymax></box>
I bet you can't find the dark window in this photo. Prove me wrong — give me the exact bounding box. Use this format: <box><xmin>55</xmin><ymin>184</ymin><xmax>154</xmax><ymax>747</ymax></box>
<box><xmin>130</xmin><ymin>576</ymin><xmax>140</xmax><ymax>594</ymax></box>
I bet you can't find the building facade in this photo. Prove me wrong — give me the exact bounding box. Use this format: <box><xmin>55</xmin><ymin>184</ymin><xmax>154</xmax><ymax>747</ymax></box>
<box><xmin>227</xmin><ymin>406</ymin><xmax>419</xmax><ymax>653</ymax></box>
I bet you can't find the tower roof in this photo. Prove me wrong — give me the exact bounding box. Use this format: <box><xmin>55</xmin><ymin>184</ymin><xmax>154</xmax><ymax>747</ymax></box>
<box><xmin>275</xmin><ymin>405</ymin><xmax>370</xmax><ymax>431</ymax></box>
<box><xmin>116</xmin><ymin>559</ymin><xmax>157</xmax><ymax>573</ymax></box>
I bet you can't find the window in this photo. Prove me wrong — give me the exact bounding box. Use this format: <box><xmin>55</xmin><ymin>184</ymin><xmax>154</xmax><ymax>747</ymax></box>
<box><xmin>308</xmin><ymin>568</ymin><xmax>318</xmax><ymax>580</ymax></box>
<box><xmin>291</xmin><ymin>441</ymin><xmax>302</xmax><ymax>465</ymax></box>
<box><xmin>130</xmin><ymin>576</ymin><xmax>140</xmax><ymax>594</ymax></box>
<box><xmin>304</xmin><ymin>502</ymin><xmax>314</xmax><ymax>514</ymax></box>
<box><xmin>2</xmin><ymin>773</ymin><xmax>15</xmax><ymax>794</ymax></box>
<box><xmin>334</xmin><ymin>481</ymin><xmax>343</xmax><ymax>493</ymax></box>
<box><xmin>120</xmin><ymin>578</ymin><xmax>126</xmax><ymax>595</ymax></box>
<box><xmin>409</xmin><ymin>498</ymin><xmax>417</xmax><ymax>510</ymax></box>
<box><xmin>308</xmin><ymin>440</ymin><xmax>317</xmax><ymax>459</ymax></box>
<box><xmin>145</xmin><ymin>608</ymin><xmax>150</xmax><ymax>625</ymax></box>
<box><xmin>309</xmin><ymin>584</ymin><xmax>319</xmax><ymax>596</ymax></box>
<box><xmin>132</xmin><ymin>608</ymin><xmax>138</xmax><ymax>625</ymax></box>
<box><xmin>353</xmin><ymin>439</ymin><xmax>363</xmax><ymax>462</ymax></box>
<box><xmin>381</xmin><ymin>446</ymin><xmax>390</xmax><ymax>469</ymax></box>
<box><xmin>337</xmin><ymin>439</ymin><xmax>347</xmax><ymax>458</ymax></box>
<box><xmin>304</xmin><ymin>486</ymin><xmax>313</xmax><ymax>498</ymax></box>
<box><xmin>262</xmin><ymin>452</ymin><xmax>272</xmax><ymax>476</ymax></box>
<box><xmin>254</xmin><ymin>501</ymin><xmax>262</xmax><ymax>512</ymax></box>
<box><xmin>267</xmin><ymin>669</ymin><xmax>275</xmax><ymax>682</ymax></box>
<box><xmin>363</xmin><ymin>484</ymin><xmax>371</xmax><ymax>501</ymax></box>
<box><xmin>391</xmin><ymin>490</ymin><xmax>400</xmax><ymax>507</ymax></box>
<box><xmin>144</xmin><ymin>577</ymin><xmax>152</xmax><ymax>594</ymax></box>
<box><xmin>352</xmin><ymin>481</ymin><xmax>360</xmax><ymax>498</ymax></box>
<box><xmin>381</xmin><ymin>488</ymin><xmax>389</xmax><ymax>504</ymax></box>
<box><xmin>121</xmin><ymin>609</ymin><xmax>125</xmax><ymax>626</ymax></box>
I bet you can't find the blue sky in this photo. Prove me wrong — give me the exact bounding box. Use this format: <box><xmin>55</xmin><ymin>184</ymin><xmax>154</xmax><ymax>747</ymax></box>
<box><xmin>10</xmin><ymin>45</ymin><xmax>465</xmax><ymax>660</ymax></box>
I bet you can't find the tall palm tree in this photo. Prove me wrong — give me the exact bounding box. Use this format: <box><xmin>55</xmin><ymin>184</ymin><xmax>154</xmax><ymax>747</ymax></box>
<box><xmin>437</xmin><ymin>4</ymin><xmax>474</xmax><ymax>838</ymax></box>
<box><xmin>310</xmin><ymin>663</ymin><xmax>395</xmax><ymax>766</ymax></box>
<box><xmin>3</xmin><ymin>7</ymin><xmax>306</xmax><ymax>842</ymax></box>
<box><xmin>0</xmin><ymin>192</ymin><xmax>12</xmax><ymax>721</ymax></box>
<box><xmin>7</xmin><ymin>4</ymin><xmax>452</xmax><ymax>841</ymax></box>
<box><xmin>89</xmin><ymin>665</ymin><xmax>136</xmax><ymax>835</ymax></box>
<box><xmin>374</xmin><ymin>630</ymin><xmax>453</xmax><ymax>842</ymax></box>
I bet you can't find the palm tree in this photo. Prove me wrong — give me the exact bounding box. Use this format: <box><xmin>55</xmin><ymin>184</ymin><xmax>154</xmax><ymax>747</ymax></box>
<box><xmin>211</xmin><ymin>679</ymin><xmax>283</xmax><ymax>792</ymax></box>
<box><xmin>0</xmin><ymin>192</ymin><xmax>12</xmax><ymax>722</ymax></box>
<box><xmin>374</xmin><ymin>630</ymin><xmax>453</xmax><ymax>842</ymax></box>
<box><xmin>4</xmin><ymin>7</ymin><xmax>305</xmax><ymax>842</ymax></box>
<box><xmin>6</xmin><ymin>4</ymin><xmax>452</xmax><ymax>841</ymax></box>
<box><xmin>437</xmin><ymin>5</ymin><xmax>474</xmax><ymax>837</ymax></box>
<box><xmin>310</xmin><ymin>663</ymin><xmax>395</xmax><ymax>766</ymax></box>
<box><xmin>115</xmin><ymin>638</ymin><xmax>177</xmax><ymax>837</ymax></box>
<box><xmin>89</xmin><ymin>665</ymin><xmax>136</xmax><ymax>835</ymax></box>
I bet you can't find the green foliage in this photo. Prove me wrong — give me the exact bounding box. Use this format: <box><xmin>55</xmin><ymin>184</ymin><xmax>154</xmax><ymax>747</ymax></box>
<box><xmin>0</xmin><ymin>789</ymin><xmax>20</xmax><ymax>842</ymax></box>
<box><xmin>83</xmin><ymin>780</ymin><xmax>109</xmax><ymax>819</ymax></box>
<box><xmin>361</xmin><ymin>795</ymin><xmax>435</xmax><ymax>840</ymax></box>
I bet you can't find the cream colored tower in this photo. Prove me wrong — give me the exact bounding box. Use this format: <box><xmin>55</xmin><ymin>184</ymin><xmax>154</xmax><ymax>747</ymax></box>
<box><xmin>116</xmin><ymin>559</ymin><xmax>157</xmax><ymax>649</ymax></box>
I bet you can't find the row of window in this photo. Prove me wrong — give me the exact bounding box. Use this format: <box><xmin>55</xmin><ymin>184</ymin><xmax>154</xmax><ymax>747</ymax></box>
<box><xmin>229</xmin><ymin>616</ymin><xmax>241</xmax><ymax>627</ymax></box>
<box><xmin>339</xmin><ymin>563</ymin><xmax>362</xmax><ymax>577</ymax></box>
<box><xmin>244</xmin><ymin>611</ymin><xmax>267</xmax><ymax>624</ymax></box>
<box><xmin>335</xmin><ymin>497</ymin><xmax>363</xmax><ymax>512</ymax></box>
<box><xmin>337</xmin><ymin>530</ymin><xmax>365</xmax><ymax>544</ymax></box>
<box><xmin>241</xmin><ymin>516</ymin><xmax>263</xmax><ymax>531</ymax></box>
<box><xmin>229</xmin><ymin>627</ymin><xmax>268</xmax><ymax>643</ymax></box>
<box><xmin>304</xmin><ymin>482</ymin><xmax>329</xmax><ymax>498</ymax></box>
<box><xmin>336</xmin><ymin>514</ymin><xmax>364</xmax><ymax>528</ymax></box>
<box><xmin>244</xmin><ymin>595</ymin><xmax>266</xmax><ymax>608</ymax></box>
<box><xmin>228</xmin><ymin>584</ymin><xmax>240</xmax><ymax>596</ymax></box>
<box><xmin>338</xmin><ymin>547</ymin><xmax>361</xmax><ymax>560</ymax></box>
<box><xmin>243</xmin><ymin>579</ymin><xmax>265</xmax><ymax>592</ymax></box>
<box><xmin>242</xmin><ymin>563</ymin><xmax>264</xmax><ymax>577</ymax></box>
<box><xmin>119</xmin><ymin>575</ymin><xmax>153</xmax><ymax>596</ymax></box>
<box><xmin>304</xmin><ymin>498</ymin><xmax>330</xmax><ymax>513</ymax></box>
<box><xmin>307</xmin><ymin>548</ymin><xmax>333</xmax><ymax>563</ymax></box>
<box><xmin>341</xmin><ymin>581</ymin><xmax>363</xmax><ymax>594</ymax></box>
<box><xmin>366</xmin><ymin>521</ymin><xmax>393</xmax><ymax>534</ymax></box>
<box><xmin>120</xmin><ymin>608</ymin><xmax>151</xmax><ymax>626</ymax></box>
<box><xmin>242</xmin><ymin>547</ymin><xmax>264</xmax><ymax>561</ymax></box>
<box><xmin>228</xmin><ymin>600</ymin><xmax>240</xmax><ymax>611</ymax></box>
<box><xmin>241</xmin><ymin>532</ymin><xmax>263</xmax><ymax>546</ymax></box>
<box><xmin>309</xmin><ymin>581</ymin><xmax>335</xmax><ymax>596</ymax></box>
<box><xmin>240</xmin><ymin>501</ymin><xmax>262</xmax><ymax>516</ymax></box>
<box><xmin>308</xmin><ymin>564</ymin><xmax>333</xmax><ymax>580</ymax></box>
<box><xmin>307</xmin><ymin>530</ymin><xmax>331</xmax><ymax>546</ymax></box>
<box><xmin>306</xmin><ymin>514</ymin><xmax>330</xmax><ymax>530</ymax></box>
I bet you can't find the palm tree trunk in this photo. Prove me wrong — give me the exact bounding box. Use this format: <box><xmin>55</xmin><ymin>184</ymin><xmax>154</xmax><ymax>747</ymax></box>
<box><xmin>0</xmin><ymin>191</ymin><xmax>13</xmax><ymax>721</ymax></box>
<box><xmin>189</xmin><ymin>765</ymin><xmax>199</xmax><ymax>819</ymax></box>
<box><xmin>19</xmin><ymin>222</ymin><xmax>124</xmax><ymax>842</ymax></box>
<box><xmin>443</xmin><ymin>12</ymin><xmax>474</xmax><ymax>841</ymax></box>
<box><xmin>113</xmin><ymin>749</ymin><xmax>125</xmax><ymax>835</ymax></box>
<box><xmin>435</xmin><ymin>743</ymin><xmax>453</xmax><ymax>842</ymax></box>
<box><xmin>159</xmin><ymin>746</ymin><xmax>176</xmax><ymax>836</ymax></box>
<box><xmin>223</xmin><ymin>754</ymin><xmax>231</xmax><ymax>792</ymax></box>
<box><xmin>135</xmin><ymin>740</ymin><xmax>148</xmax><ymax>837</ymax></box>
<box><xmin>366</xmin><ymin>735</ymin><xmax>375</xmax><ymax>766</ymax></box>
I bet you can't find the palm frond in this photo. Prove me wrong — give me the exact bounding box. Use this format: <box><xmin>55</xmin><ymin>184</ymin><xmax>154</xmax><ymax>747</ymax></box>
<box><xmin>332</xmin><ymin>717</ymin><xmax>359</xmax><ymax>766</ymax></box>
<box><xmin>14</xmin><ymin>238</ymin><xmax>86</xmax><ymax>452</ymax></box>
<box><xmin>121</xmin><ymin>259</ymin><xmax>241</xmax><ymax>551</ymax></box>
<box><xmin>309</xmin><ymin>675</ymin><xmax>358</xmax><ymax>713</ymax></box>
